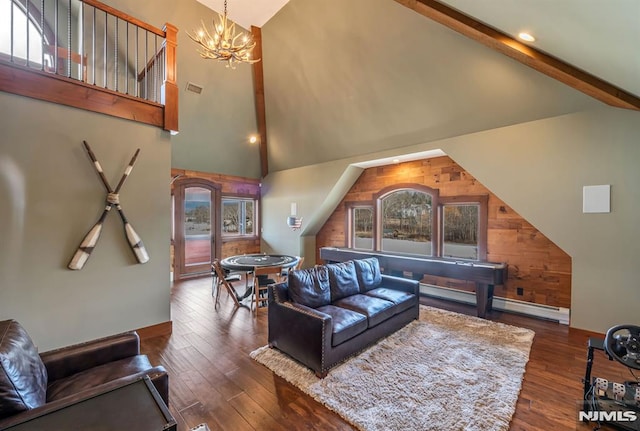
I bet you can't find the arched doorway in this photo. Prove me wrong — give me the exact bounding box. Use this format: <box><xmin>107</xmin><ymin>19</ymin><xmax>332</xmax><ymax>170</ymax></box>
<box><xmin>172</xmin><ymin>178</ymin><xmax>221</xmax><ymax>280</ymax></box>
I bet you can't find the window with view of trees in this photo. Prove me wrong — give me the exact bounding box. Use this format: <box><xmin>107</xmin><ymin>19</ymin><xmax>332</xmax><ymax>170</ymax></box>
<box><xmin>348</xmin><ymin>185</ymin><xmax>487</xmax><ymax>261</ymax></box>
<box><xmin>381</xmin><ymin>190</ymin><xmax>433</xmax><ymax>255</ymax></box>
<box><xmin>222</xmin><ymin>198</ymin><xmax>255</xmax><ymax>237</ymax></box>
<box><xmin>442</xmin><ymin>204</ymin><xmax>479</xmax><ymax>260</ymax></box>
<box><xmin>352</xmin><ymin>207</ymin><xmax>374</xmax><ymax>250</ymax></box>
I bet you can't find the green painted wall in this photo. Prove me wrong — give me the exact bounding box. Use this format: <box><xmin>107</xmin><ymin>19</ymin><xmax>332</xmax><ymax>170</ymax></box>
<box><xmin>445</xmin><ymin>108</ymin><xmax>640</xmax><ymax>332</ymax></box>
<box><xmin>258</xmin><ymin>0</ymin><xmax>640</xmax><ymax>332</ymax></box>
<box><xmin>260</xmin><ymin>162</ymin><xmax>363</xmax><ymax>259</ymax></box>
<box><xmin>1</xmin><ymin>0</ymin><xmax>637</xmax><ymax>347</ymax></box>
<box><xmin>0</xmin><ymin>93</ymin><xmax>171</xmax><ymax>350</ymax></box>
<box><xmin>261</xmin><ymin>107</ymin><xmax>640</xmax><ymax>333</ymax></box>
<box><xmin>0</xmin><ymin>0</ymin><xmax>261</xmax><ymax>350</ymax></box>
<box><xmin>107</xmin><ymin>0</ymin><xmax>261</xmax><ymax>178</ymax></box>
<box><xmin>261</xmin><ymin>0</ymin><xmax>601</xmax><ymax>172</ymax></box>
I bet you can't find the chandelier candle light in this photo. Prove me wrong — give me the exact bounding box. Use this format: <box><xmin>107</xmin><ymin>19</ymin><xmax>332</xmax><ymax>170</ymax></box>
<box><xmin>188</xmin><ymin>0</ymin><xmax>260</xmax><ymax>68</ymax></box>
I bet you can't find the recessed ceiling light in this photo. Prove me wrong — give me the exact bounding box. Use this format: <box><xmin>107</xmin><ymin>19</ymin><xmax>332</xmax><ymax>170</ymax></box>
<box><xmin>249</xmin><ymin>135</ymin><xmax>258</xmax><ymax>144</ymax></box>
<box><xmin>518</xmin><ymin>32</ymin><xmax>536</xmax><ymax>42</ymax></box>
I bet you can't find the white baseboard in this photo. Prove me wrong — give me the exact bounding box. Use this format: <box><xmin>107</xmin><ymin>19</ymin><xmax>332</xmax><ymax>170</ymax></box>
<box><xmin>420</xmin><ymin>284</ymin><xmax>570</xmax><ymax>325</ymax></box>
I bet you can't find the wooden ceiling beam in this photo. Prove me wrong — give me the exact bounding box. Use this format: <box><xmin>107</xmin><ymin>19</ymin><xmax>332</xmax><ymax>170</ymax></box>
<box><xmin>394</xmin><ymin>0</ymin><xmax>640</xmax><ymax>111</ymax></box>
<box><xmin>251</xmin><ymin>26</ymin><xmax>269</xmax><ymax>178</ymax></box>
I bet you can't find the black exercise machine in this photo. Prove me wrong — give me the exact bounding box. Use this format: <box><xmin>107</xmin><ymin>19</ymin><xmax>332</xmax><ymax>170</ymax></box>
<box><xmin>583</xmin><ymin>325</ymin><xmax>640</xmax><ymax>430</ymax></box>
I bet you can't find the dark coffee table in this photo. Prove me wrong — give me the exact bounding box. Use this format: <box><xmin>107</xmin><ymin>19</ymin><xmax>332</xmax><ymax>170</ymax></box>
<box><xmin>3</xmin><ymin>376</ymin><xmax>176</xmax><ymax>431</ymax></box>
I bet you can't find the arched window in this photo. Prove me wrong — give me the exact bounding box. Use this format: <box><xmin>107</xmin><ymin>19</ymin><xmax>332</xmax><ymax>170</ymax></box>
<box><xmin>375</xmin><ymin>185</ymin><xmax>438</xmax><ymax>256</ymax></box>
<box><xmin>347</xmin><ymin>184</ymin><xmax>488</xmax><ymax>261</ymax></box>
<box><xmin>0</xmin><ymin>0</ymin><xmax>49</xmax><ymax>67</ymax></box>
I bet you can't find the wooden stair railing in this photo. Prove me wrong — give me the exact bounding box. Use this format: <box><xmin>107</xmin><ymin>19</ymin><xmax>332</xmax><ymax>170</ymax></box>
<box><xmin>0</xmin><ymin>0</ymin><xmax>178</xmax><ymax>133</ymax></box>
<box><xmin>43</xmin><ymin>45</ymin><xmax>88</xmax><ymax>82</ymax></box>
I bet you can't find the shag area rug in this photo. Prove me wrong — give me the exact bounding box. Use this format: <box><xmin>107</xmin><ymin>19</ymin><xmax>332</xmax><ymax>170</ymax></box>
<box><xmin>250</xmin><ymin>306</ymin><xmax>535</xmax><ymax>431</ymax></box>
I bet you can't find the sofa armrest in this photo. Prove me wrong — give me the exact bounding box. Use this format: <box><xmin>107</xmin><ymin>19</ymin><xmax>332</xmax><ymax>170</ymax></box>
<box><xmin>40</xmin><ymin>332</ymin><xmax>141</xmax><ymax>382</ymax></box>
<box><xmin>268</xmin><ymin>286</ymin><xmax>333</xmax><ymax>375</ymax></box>
<box><xmin>270</xmin><ymin>281</ymin><xmax>290</xmax><ymax>303</ymax></box>
<box><xmin>0</xmin><ymin>373</ymin><xmax>167</xmax><ymax>430</ymax></box>
<box><xmin>380</xmin><ymin>274</ymin><xmax>420</xmax><ymax>296</ymax></box>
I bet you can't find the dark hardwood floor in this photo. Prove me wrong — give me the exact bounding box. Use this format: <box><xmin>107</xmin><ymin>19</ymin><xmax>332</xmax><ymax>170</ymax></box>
<box><xmin>141</xmin><ymin>277</ymin><xmax>629</xmax><ymax>431</ymax></box>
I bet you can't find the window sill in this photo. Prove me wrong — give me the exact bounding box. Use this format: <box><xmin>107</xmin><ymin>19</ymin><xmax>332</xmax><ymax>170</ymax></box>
<box><xmin>221</xmin><ymin>236</ymin><xmax>259</xmax><ymax>243</ymax></box>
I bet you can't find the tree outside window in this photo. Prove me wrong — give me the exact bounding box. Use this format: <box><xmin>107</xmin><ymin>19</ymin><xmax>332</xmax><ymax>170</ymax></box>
<box><xmin>348</xmin><ymin>185</ymin><xmax>487</xmax><ymax>261</ymax></box>
<box><xmin>381</xmin><ymin>190</ymin><xmax>432</xmax><ymax>255</ymax></box>
<box><xmin>353</xmin><ymin>207</ymin><xmax>373</xmax><ymax>250</ymax></box>
<box><xmin>222</xmin><ymin>198</ymin><xmax>256</xmax><ymax>237</ymax></box>
<box><xmin>442</xmin><ymin>204</ymin><xmax>479</xmax><ymax>260</ymax></box>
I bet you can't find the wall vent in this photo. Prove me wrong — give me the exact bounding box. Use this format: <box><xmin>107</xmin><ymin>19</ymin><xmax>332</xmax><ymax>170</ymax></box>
<box><xmin>185</xmin><ymin>82</ymin><xmax>203</xmax><ymax>94</ymax></box>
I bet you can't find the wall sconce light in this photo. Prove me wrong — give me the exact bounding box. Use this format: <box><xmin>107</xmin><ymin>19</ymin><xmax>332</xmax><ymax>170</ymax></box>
<box><xmin>286</xmin><ymin>202</ymin><xmax>303</xmax><ymax>231</ymax></box>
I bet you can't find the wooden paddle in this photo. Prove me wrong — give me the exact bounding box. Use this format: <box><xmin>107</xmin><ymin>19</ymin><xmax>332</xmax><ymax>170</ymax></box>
<box><xmin>68</xmin><ymin>141</ymin><xmax>149</xmax><ymax>269</ymax></box>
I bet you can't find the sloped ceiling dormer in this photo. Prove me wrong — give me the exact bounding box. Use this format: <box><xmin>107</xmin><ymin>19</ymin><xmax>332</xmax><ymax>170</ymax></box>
<box><xmin>258</xmin><ymin>0</ymin><xmax>637</xmax><ymax>172</ymax></box>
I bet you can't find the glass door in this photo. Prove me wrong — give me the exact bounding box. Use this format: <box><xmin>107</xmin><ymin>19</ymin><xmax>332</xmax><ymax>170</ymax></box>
<box><xmin>173</xmin><ymin>179</ymin><xmax>220</xmax><ymax>280</ymax></box>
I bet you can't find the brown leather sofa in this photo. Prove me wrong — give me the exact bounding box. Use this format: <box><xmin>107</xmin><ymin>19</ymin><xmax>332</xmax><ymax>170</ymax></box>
<box><xmin>268</xmin><ymin>257</ymin><xmax>419</xmax><ymax>377</ymax></box>
<box><xmin>0</xmin><ymin>319</ymin><xmax>168</xmax><ymax>427</ymax></box>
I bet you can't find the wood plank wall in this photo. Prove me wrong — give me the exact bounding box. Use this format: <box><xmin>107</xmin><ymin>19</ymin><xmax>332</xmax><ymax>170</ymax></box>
<box><xmin>315</xmin><ymin>156</ymin><xmax>571</xmax><ymax>308</ymax></box>
<box><xmin>170</xmin><ymin>169</ymin><xmax>261</xmax><ymax>272</ymax></box>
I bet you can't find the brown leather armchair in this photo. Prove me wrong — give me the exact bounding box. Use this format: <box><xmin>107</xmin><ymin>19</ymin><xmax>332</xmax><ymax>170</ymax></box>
<box><xmin>0</xmin><ymin>319</ymin><xmax>168</xmax><ymax>428</ymax></box>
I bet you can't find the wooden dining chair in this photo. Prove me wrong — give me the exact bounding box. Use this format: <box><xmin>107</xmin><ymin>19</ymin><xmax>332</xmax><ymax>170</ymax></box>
<box><xmin>252</xmin><ymin>265</ymin><xmax>283</xmax><ymax>313</ymax></box>
<box><xmin>281</xmin><ymin>256</ymin><xmax>305</xmax><ymax>278</ymax></box>
<box><xmin>212</xmin><ymin>260</ymin><xmax>241</xmax><ymax>308</ymax></box>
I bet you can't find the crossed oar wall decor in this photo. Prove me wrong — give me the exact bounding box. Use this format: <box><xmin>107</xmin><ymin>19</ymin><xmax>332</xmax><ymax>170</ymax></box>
<box><xmin>68</xmin><ymin>141</ymin><xmax>149</xmax><ymax>270</ymax></box>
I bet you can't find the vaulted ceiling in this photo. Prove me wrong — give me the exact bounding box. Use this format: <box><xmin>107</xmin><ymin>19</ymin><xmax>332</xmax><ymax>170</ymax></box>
<box><xmin>197</xmin><ymin>0</ymin><xmax>640</xmax><ymax>101</ymax></box>
<box><xmin>189</xmin><ymin>0</ymin><xmax>640</xmax><ymax>173</ymax></box>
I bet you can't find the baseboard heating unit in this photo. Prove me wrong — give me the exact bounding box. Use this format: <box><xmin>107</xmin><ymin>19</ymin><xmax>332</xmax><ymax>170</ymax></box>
<box><xmin>420</xmin><ymin>284</ymin><xmax>570</xmax><ymax>324</ymax></box>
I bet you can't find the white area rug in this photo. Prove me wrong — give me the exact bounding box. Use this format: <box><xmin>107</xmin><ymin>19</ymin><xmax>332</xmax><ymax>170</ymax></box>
<box><xmin>250</xmin><ymin>305</ymin><xmax>535</xmax><ymax>431</ymax></box>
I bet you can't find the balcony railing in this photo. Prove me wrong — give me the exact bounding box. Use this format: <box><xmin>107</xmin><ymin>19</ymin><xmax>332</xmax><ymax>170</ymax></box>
<box><xmin>0</xmin><ymin>0</ymin><xmax>178</xmax><ymax>132</ymax></box>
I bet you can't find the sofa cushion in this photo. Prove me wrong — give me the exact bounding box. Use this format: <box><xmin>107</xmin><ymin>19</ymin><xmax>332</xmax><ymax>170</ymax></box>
<box><xmin>288</xmin><ymin>266</ymin><xmax>331</xmax><ymax>308</ymax></box>
<box><xmin>46</xmin><ymin>355</ymin><xmax>154</xmax><ymax>402</ymax></box>
<box><xmin>326</xmin><ymin>261</ymin><xmax>360</xmax><ymax>301</ymax></box>
<box><xmin>353</xmin><ymin>257</ymin><xmax>383</xmax><ymax>292</ymax></box>
<box><xmin>365</xmin><ymin>287</ymin><xmax>417</xmax><ymax>314</ymax></box>
<box><xmin>315</xmin><ymin>305</ymin><xmax>368</xmax><ymax>347</ymax></box>
<box><xmin>0</xmin><ymin>320</ymin><xmax>48</xmax><ymax>420</ymax></box>
<box><xmin>333</xmin><ymin>294</ymin><xmax>396</xmax><ymax>328</ymax></box>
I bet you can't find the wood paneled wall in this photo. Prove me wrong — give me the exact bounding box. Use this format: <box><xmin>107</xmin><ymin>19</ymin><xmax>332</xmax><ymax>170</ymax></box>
<box><xmin>315</xmin><ymin>156</ymin><xmax>571</xmax><ymax>308</ymax></box>
<box><xmin>170</xmin><ymin>169</ymin><xmax>261</xmax><ymax>272</ymax></box>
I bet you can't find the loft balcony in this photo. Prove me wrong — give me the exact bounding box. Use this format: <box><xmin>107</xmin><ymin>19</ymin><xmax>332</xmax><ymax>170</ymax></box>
<box><xmin>0</xmin><ymin>0</ymin><xmax>178</xmax><ymax>133</ymax></box>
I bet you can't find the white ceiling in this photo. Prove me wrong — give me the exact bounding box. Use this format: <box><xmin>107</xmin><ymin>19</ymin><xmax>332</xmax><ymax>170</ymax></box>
<box><xmin>196</xmin><ymin>0</ymin><xmax>291</xmax><ymax>28</ymax></box>
<box><xmin>196</xmin><ymin>0</ymin><xmax>640</xmax><ymax>97</ymax></box>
